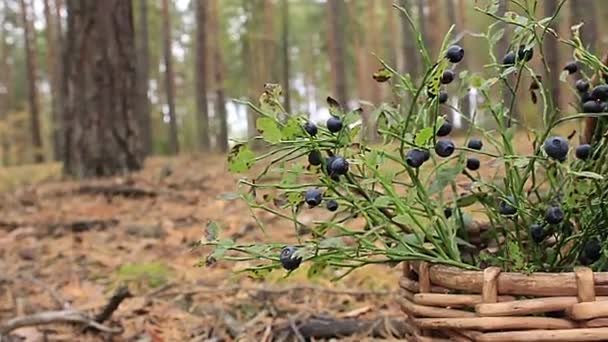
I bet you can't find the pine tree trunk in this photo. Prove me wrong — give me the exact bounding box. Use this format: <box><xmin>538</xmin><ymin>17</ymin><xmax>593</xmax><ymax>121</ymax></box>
<box><xmin>20</xmin><ymin>0</ymin><xmax>44</xmax><ymax>163</ymax></box>
<box><xmin>570</xmin><ymin>0</ymin><xmax>597</xmax><ymax>53</ymax></box>
<box><xmin>210</xmin><ymin>0</ymin><xmax>228</xmax><ymax>153</ymax></box>
<box><xmin>426</xmin><ymin>0</ymin><xmax>441</xmax><ymax>57</ymax></box>
<box><xmin>327</xmin><ymin>0</ymin><xmax>348</xmax><ymax>109</ymax></box>
<box><xmin>0</xmin><ymin>9</ymin><xmax>10</xmax><ymax>166</ymax></box>
<box><xmin>62</xmin><ymin>0</ymin><xmax>143</xmax><ymax>177</ymax></box>
<box><xmin>544</xmin><ymin>0</ymin><xmax>561</xmax><ymax>111</ymax></box>
<box><xmin>161</xmin><ymin>0</ymin><xmax>179</xmax><ymax>154</ymax></box>
<box><xmin>281</xmin><ymin>0</ymin><xmax>291</xmax><ymax>113</ymax></box>
<box><xmin>195</xmin><ymin>0</ymin><xmax>210</xmax><ymax>151</ymax></box>
<box><xmin>416</xmin><ymin>0</ymin><xmax>427</xmax><ymax>51</ymax></box>
<box><xmin>400</xmin><ymin>0</ymin><xmax>419</xmax><ymax>80</ymax></box>
<box><xmin>136</xmin><ymin>0</ymin><xmax>152</xmax><ymax>155</ymax></box>
<box><xmin>43</xmin><ymin>0</ymin><xmax>62</xmax><ymax>161</ymax></box>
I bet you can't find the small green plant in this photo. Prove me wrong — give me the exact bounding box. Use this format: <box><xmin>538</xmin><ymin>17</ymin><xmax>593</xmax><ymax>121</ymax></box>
<box><xmin>200</xmin><ymin>0</ymin><xmax>608</xmax><ymax>278</ymax></box>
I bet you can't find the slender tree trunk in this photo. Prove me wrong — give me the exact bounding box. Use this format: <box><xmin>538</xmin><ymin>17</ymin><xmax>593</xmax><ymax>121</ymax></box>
<box><xmin>426</xmin><ymin>0</ymin><xmax>441</xmax><ymax>57</ymax></box>
<box><xmin>0</xmin><ymin>8</ymin><xmax>10</xmax><ymax>165</ymax></box>
<box><xmin>210</xmin><ymin>0</ymin><xmax>228</xmax><ymax>153</ymax></box>
<box><xmin>281</xmin><ymin>0</ymin><xmax>291</xmax><ymax>113</ymax></box>
<box><xmin>43</xmin><ymin>0</ymin><xmax>62</xmax><ymax>160</ymax></box>
<box><xmin>351</xmin><ymin>2</ymin><xmax>370</xmax><ymax>141</ymax></box>
<box><xmin>386</xmin><ymin>0</ymin><xmax>398</xmax><ymax>68</ymax></box>
<box><xmin>400</xmin><ymin>0</ymin><xmax>418</xmax><ymax>80</ymax></box>
<box><xmin>544</xmin><ymin>0</ymin><xmax>561</xmax><ymax>110</ymax></box>
<box><xmin>161</xmin><ymin>0</ymin><xmax>179</xmax><ymax>154</ymax></box>
<box><xmin>20</xmin><ymin>0</ymin><xmax>44</xmax><ymax>163</ymax></box>
<box><xmin>195</xmin><ymin>0</ymin><xmax>210</xmax><ymax>151</ymax></box>
<box><xmin>570</xmin><ymin>0</ymin><xmax>597</xmax><ymax>53</ymax></box>
<box><xmin>62</xmin><ymin>0</ymin><xmax>143</xmax><ymax>177</ymax></box>
<box><xmin>137</xmin><ymin>0</ymin><xmax>152</xmax><ymax>155</ymax></box>
<box><xmin>327</xmin><ymin>0</ymin><xmax>348</xmax><ymax>109</ymax></box>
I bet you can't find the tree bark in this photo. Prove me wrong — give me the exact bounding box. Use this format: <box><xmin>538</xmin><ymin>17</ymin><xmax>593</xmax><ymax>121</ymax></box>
<box><xmin>20</xmin><ymin>0</ymin><xmax>44</xmax><ymax>163</ymax></box>
<box><xmin>195</xmin><ymin>0</ymin><xmax>210</xmax><ymax>151</ymax></box>
<box><xmin>400</xmin><ymin>0</ymin><xmax>418</xmax><ymax>80</ymax></box>
<box><xmin>426</xmin><ymin>0</ymin><xmax>441</xmax><ymax>57</ymax></box>
<box><xmin>327</xmin><ymin>0</ymin><xmax>348</xmax><ymax>109</ymax></box>
<box><xmin>281</xmin><ymin>0</ymin><xmax>291</xmax><ymax>113</ymax></box>
<box><xmin>136</xmin><ymin>0</ymin><xmax>152</xmax><ymax>155</ymax></box>
<box><xmin>416</xmin><ymin>0</ymin><xmax>427</xmax><ymax>52</ymax></box>
<box><xmin>62</xmin><ymin>0</ymin><xmax>143</xmax><ymax>177</ymax></box>
<box><xmin>570</xmin><ymin>0</ymin><xmax>596</xmax><ymax>53</ymax></box>
<box><xmin>43</xmin><ymin>0</ymin><xmax>62</xmax><ymax>161</ymax></box>
<box><xmin>544</xmin><ymin>0</ymin><xmax>561</xmax><ymax>110</ymax></box>
<box><xmin>161</xmin><ymin>0</ymin><xmax>179</xmax><ymax>154</ymax></box>
<box><xmin>210</xmin><ymin>0</ymin><xmax>228</xmax><ymax>153</ymax></box>
<box><xmin>0</xmin><ymin>5</ymin><xmax>10</xmax><ymax>165</ymax></box>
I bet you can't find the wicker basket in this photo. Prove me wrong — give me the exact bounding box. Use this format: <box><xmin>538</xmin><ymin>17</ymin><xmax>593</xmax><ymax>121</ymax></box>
<box><xmin>400</xmin><ymin>261</ymin><xmax>608</xmax><ymax>342</ymax></box>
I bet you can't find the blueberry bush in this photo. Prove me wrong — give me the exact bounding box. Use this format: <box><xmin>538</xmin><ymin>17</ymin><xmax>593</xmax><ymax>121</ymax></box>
<box><xmin>199</xmin><ymin>1</ymin><xmax>608</xmax><ymax>278</ymax></box>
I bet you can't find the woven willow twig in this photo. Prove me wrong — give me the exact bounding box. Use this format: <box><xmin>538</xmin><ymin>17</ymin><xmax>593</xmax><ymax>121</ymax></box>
<box><xmin>400</xmin><ymin>262</ymin><xmax>608</xmax><ymax>341</ymax></box>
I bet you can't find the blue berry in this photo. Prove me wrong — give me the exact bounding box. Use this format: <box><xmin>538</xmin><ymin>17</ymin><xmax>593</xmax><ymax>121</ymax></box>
<box><xmin>406</xmin><ymin>149</ymin><xmax>429</xmax><ymax>168</ymax></box>
<box><xmin>575</xmin><ymin>144</ymin><xmax>592</xmax><ymax>160</ymax></box>
<box><xmin>446</xmin><ymin>45</ymin><xmax>464</xmax><ymax>63</ymax></box>
<box><xmin>530</xmin><ymin>224</ymin><xmax>545</xmax><ymax>243</ymax></box>
<box><xmin>308</xmin><ymin>150</ymin><xmax>322</xmax><ymax>166</ymax></box>
<box><xmin>517</xmin><ymin>45</ymin><xmax>533</xmax><ymax>62</ymax></box>
<box><xmin>303</xmin><ymin>121</ymin><xmax>317</xmax><ymax>136</ymax></box>
<box><xmin>576</xmin><ymin>79</ymin><xmax>590</xmax><ymax>93</ymax></box>
<box><xmin>438</xmin><ymin>91</ymin><xmax>449</xmax><ymax>104</ymax></box>
<box><xmin>545</xmin><ymin>206</ymin><xmax>564</xmax><ymax>224</ymax></box>
<box><xmin>502</xmin><ymin>52</ymin><xmax>516</xmax><ymax>66</ymax></box>
<box><xmin>467</xmin><ymin>138</ymin><xmax>483</xmax><ymax>150</ymax></box>
<box><xmin>499</xmin><ymin>196</ymin><xmax>517</xmax><ymax>216</ymax></box>
<box><xmin>437</xmin><ymin>120</ymin><xmax>452</xmax><ymax>137</ymax></box>
<box><xmin>435</xmin><ymin>140</ymin><xmax>455</xmax><ymax>158</ymax></box>
<box><xmin>326</xmin><ymin>200</ymin><xmax>339</xmax><ymax>212</ymax></box>
<box><xmin>280</xmin><ymin>246</ymin><xmax>302</xmax><ymax>271</ymax></box>
<box><xmin>327</xmin><ymin>116</ymin><xmax>343</xmax><ymax>133</ymax></box>
<box><xmin>441</xmin><ymin>69</ymin><xmax>455</xmax><ymax>84</ymax></box>
<box><xmin>329</xmin><ymin>156</ymin><xmax>349</xmax><ymax>175</ymax></box>
<box><xmin>563</xmin><ymin>61</ymin><xmax>578</xmax><ymax>74</ymax></box>
<box><xmin>304</xmin><ymin>188</ymin><xmax>323</xmax><ymax>207</ymax></box>
<box><xmin>543</xmin><ymin>136</ymin><xmax>569</xmax><ymax>161</ymax></box>
<box><xmin>466</xmin><ymin>157</ymin><xmax>480</xmax><ymax>171</ymax></box>
<box><xmin>583</xmin><ymin>100</ymin><xmax>603</xmax><ymax>113</ymax></box>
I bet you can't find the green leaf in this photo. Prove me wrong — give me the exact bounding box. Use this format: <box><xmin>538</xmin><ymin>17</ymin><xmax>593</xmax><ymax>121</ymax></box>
<box><xmin>282</xmin><ymin>117</ymin><xmax>301</xmax><ymax>139</ymax></box>
<box><xmin>568</xmin><ymin>170</ymin><xmax>604</xmax><ymax>180</ymax></box>
<box><xmin>228</xmin><ymin>144</ymin><xmax>256</xmax><ymax>173</ymax></box>
<box><xmin>374</xmin><ymin>196</ymin><xmax>393</xmax><ymax>208</ymax></box>
<box><xmin>327</xmin><ymin>96</ymin><xmax>342</xmax><ymax>116</ymax></box>
<box><xmin>393</xmin><ymin>215</ymin><xmax>411</xmax><ymax>226</ymax></box>
<box><xmin>416</xmin><ymin>127</ymin><xmax>434</xmax><ymax>146</ymax></box>
<box><xmin>256</xmin><ymin>117</ymin><xmax>282</xmax><ymax>143</ymax></box>
<box><xmin>372</xmin><ymin>68</ymin><xmax>392</xmax><ymax>82</ymax></box>
<box><xmin>205</xmin><ymin>221</ymin><xmax>221</xmax><ymax>241</ymax></box>
<box><xmin>429</xmin><ymin>164</ymin><xmax>465</xmax><ymax>194</ymax></box>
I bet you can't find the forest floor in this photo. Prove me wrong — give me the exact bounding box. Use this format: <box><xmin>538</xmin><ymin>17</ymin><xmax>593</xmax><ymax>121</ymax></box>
<box><xmin>0</xmin><ymin>155</ymin><xmax>407</xmax><ymax>342</ymax></box>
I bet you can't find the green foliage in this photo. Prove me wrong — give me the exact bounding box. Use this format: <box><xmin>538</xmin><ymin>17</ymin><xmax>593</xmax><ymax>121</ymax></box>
<box><xmin>116</xmin><ymin>262</ymin><xmax>171</xmax><ymax>288</ymax></box>
<box><xmin>199</xmin><ymin>1</ymin><xmax>608</xmax><ymax>279</ymax></box>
